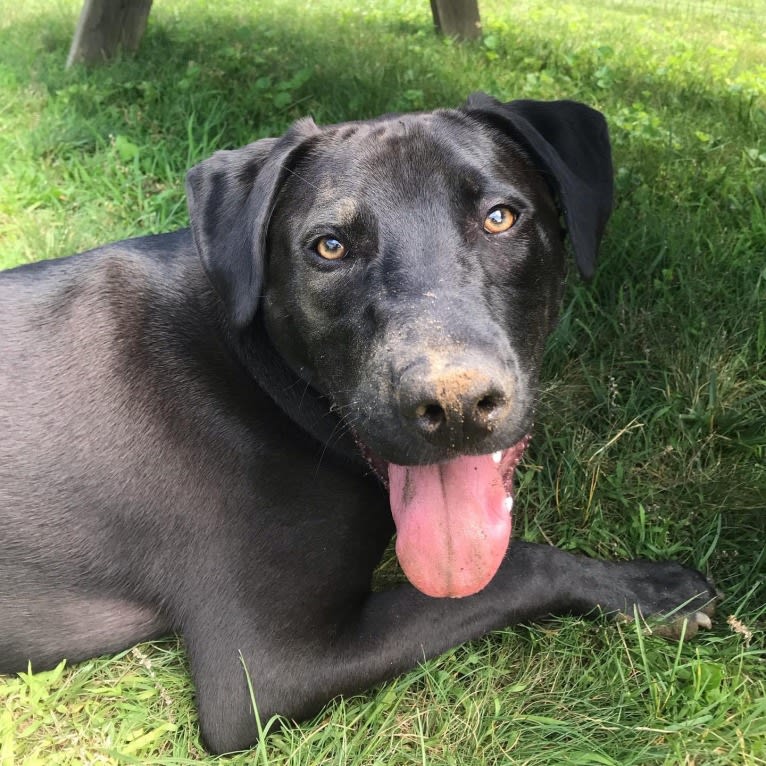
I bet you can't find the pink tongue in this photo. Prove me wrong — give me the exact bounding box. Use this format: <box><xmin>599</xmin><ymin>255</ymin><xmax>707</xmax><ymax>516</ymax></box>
<box><xmin>388</xmin><ymin>455</ymin><xmax>511</xmax><ymax>598</ymax></box>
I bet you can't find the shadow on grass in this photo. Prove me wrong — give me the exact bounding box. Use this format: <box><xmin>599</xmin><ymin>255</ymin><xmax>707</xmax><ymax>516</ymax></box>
<box><xmin>0</xmin><ymin>2</ymin><xmax>762</xmax><ymax>154</ymax></box>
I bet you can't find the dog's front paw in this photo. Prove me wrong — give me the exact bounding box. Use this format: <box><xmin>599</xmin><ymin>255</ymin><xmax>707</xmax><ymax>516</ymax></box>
<box><xmin>611</xmin><ymin>559</ymin><xmax>718</xmax><ymax>640</ymax></box>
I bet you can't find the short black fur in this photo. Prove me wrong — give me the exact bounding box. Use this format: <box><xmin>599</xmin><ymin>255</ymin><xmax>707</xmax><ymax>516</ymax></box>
<box><xmin>0</xmin><ymin>95</ymin><xmax>714</xmax><ymax>755</ymax></box>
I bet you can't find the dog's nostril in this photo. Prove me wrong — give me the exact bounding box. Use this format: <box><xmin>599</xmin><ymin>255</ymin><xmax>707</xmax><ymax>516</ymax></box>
<box><xmin>415</xmin><ymin>402</ymin><xmax>446</xmax><ymax>432</ymax></box>
<box><xmin>400</xmin><ymin>365</ymin><xmax>511</xmax><ymax>444</ymax></box>
<box><xmin>476</xmin><ymin>394</ymin><xmax>504</xmax><ymax>414</ymax></box>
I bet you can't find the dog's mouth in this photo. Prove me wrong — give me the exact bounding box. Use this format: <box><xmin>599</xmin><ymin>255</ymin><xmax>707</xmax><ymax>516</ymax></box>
<box><xmin>359</xmin><ymin>436</ymin><xmax>530</xmax><ymax>598</ymax></box>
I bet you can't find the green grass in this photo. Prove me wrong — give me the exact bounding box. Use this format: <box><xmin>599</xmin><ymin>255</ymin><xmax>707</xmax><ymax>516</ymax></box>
<box><xmin>1</xmin><ymin>0</ymin><xmax>764</xmax><ymax>762</ymax></box>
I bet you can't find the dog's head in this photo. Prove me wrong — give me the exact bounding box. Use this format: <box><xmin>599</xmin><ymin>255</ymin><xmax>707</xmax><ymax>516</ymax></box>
<box><xmin>187</xmin><ymin>94</ymin><xmax>613</xmax><ymax>598</ymax></box>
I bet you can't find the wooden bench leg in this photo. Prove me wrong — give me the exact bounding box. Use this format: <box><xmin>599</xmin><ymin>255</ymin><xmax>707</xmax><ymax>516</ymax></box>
<box><xmin>430</xmin><ymin>0</ymin><xmax>481</xmax><ymax>40</ymax></box>
<box><xmin>66</xmin><ymin>0</ymin><xmax>153</xmax><ymax>67</ymax></box>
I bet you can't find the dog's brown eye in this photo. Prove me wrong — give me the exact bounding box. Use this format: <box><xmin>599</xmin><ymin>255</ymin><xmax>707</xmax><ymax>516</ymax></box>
<box><xmin>483</xmin><ymin>206</ymin><xmax>516</xmax><ymax>234</ymax></box>
<box><xmin>315</xmin><ymin>237</ymin><xmax>347</xmax><ymax>261</ymax></box>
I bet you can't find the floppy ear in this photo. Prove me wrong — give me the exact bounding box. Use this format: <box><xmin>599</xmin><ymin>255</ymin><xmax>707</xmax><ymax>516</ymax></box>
<box><xmin>464</xmin><ymin>93</ymin><xmax>614</xmax><ymax>280</ymax></box>
<box><xmin>185</xmin><ymin>118</ymin><xmax>320</xmax><ymax>329</ymax></box>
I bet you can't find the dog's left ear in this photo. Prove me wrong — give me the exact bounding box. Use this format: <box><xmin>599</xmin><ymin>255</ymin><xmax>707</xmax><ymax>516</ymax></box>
<box><xmin>186</xmin><ymin>118</ymin><xmax>320</xmax><ymax>329</ymax></box>
<box><xmin>465</xmin><ymin>93</ymin><xmax>614</xmax><ymax>280</ymax></box>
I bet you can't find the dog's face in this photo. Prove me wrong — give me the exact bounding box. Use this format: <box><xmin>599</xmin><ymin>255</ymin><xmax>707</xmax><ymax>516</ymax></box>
<box><xmin>262</xmin><ymin>112</ymin><xmax>564</xmax><ymax>466</ymax></box>
<box><xmin>187</xmin><ymin>95</ymin><xmax>613</xmax><ymax>599</ymax></box>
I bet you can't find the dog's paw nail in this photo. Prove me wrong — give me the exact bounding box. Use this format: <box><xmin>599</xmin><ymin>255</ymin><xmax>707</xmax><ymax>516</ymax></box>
<box><xmin>695</xmin><ymin>611</ymin><xmax>712</xmax><ymax>630</ymax></box>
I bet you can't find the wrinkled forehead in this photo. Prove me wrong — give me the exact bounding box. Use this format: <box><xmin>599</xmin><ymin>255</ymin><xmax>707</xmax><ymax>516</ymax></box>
<box><xmin>288</xmin><ymin>110</ymin><xmax>529</xmax><ymax>210</ymax></box>
<box><xmin>319</xmin><ymin>110</ymin><xmax>477</xmax><ymax>164</ymax></box>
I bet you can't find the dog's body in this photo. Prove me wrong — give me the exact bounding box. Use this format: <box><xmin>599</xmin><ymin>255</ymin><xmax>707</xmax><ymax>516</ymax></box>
<box><xmin>0</xmin><ymin>95</ymin><xmax>715</xmax><ymax>754</ymax></box>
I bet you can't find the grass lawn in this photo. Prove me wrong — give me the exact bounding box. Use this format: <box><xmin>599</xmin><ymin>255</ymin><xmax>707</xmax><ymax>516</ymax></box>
<box><xmin>0</xmin><ymin>0</ymin><xmax>764</xmax><ymax>762</ymax></box>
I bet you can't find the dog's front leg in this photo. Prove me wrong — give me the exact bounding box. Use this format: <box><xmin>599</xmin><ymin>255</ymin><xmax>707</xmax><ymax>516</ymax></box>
<box><xmin>185</xmin><ymin>541</ymin><xmax>715</xmax><ymax>755</ymax></box>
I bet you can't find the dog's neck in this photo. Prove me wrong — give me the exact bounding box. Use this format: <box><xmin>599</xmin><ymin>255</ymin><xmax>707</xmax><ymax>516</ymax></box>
<box><xmin>238</xmin><ymin>316</ymin><xmax>366</xmax><ymax>470</ymax></box>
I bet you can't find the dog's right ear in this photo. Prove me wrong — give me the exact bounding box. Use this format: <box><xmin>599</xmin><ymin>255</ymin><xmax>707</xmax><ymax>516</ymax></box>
<box><xmin>186</xmin><ymin>119</ymin><xmax>319</xmax><ymax>330</ymax></box>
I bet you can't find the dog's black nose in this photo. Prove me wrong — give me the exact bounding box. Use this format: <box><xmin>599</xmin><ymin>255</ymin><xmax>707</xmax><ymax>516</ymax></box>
<box><xmin>398</xmin><ymin>362</ymin><xmax>511</xmax><ymax>447</ymax></box>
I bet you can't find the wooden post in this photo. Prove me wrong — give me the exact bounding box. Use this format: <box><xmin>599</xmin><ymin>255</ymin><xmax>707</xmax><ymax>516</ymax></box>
<box><xmin>66</xmin><ymin>0</ymin><xmax>153</xmax><ymax>67</ymax></box>
<box><xmin>430</xmin><ymin>0</ymin><xmax>481</xmax><ymax>40</ymax></box>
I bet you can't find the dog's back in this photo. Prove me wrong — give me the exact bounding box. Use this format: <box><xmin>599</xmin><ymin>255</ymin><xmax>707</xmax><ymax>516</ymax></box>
<box><xmin>0</xmin><ymin>235</ymin><xmax>200</xmax><ymax>671</ymax></box>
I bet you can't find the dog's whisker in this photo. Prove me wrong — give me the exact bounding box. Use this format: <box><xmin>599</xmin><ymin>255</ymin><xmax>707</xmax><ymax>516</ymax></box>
<box><xmin>313</xmin><ymin>412</ymin><xmax>363</xmax><ymax>477</ymax></box>
<box><xmin>279</xmin><ymin>164</ymin><xmax>320</xmax><ymax>191</ymax></box>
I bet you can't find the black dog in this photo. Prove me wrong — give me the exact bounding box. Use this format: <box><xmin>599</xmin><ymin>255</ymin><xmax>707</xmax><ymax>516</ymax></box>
<box><xmin>0</xmin><ymin>94</ymin><xmax>715</xmax><ymax>754</ymax></box>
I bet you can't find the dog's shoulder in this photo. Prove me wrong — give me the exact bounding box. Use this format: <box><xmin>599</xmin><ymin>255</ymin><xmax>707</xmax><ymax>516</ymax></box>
<box><xmin>0</xmin><ymin>229</ymin><xmax>199</xmax><ymax>318</ymax></box>
<box><xmin>2</xmin><ymin>227</ymin><xmax>194</xmax><ymax>283</ymax></box>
